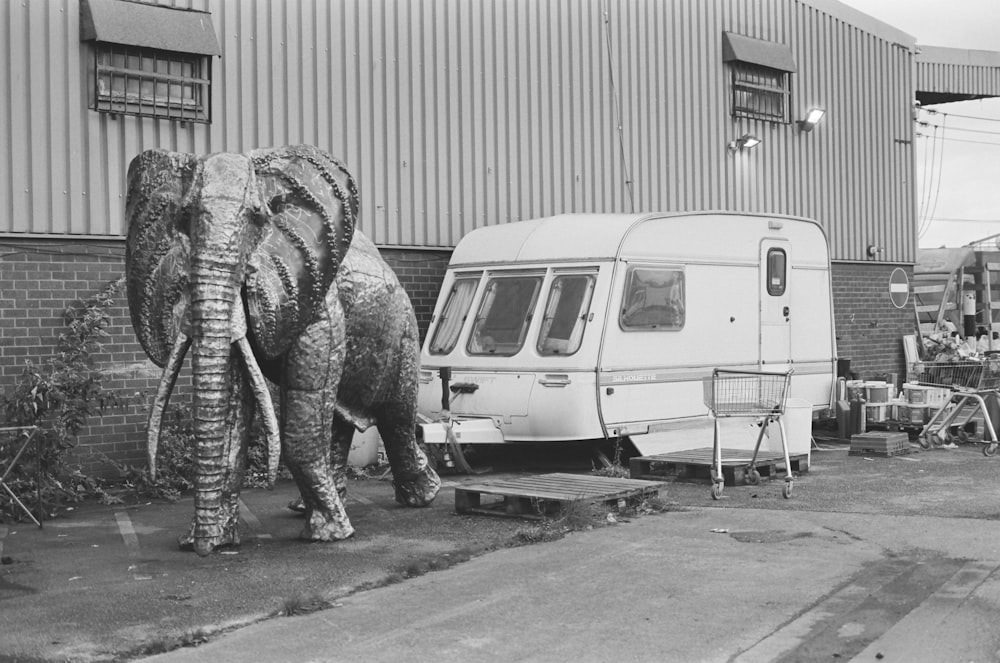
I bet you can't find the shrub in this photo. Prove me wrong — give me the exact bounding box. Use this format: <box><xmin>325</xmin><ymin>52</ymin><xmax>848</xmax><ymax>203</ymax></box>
<box><xmin>0</xmin><ymin>278</ymin><xmax>130</xmax><ymax>520</ymax></box>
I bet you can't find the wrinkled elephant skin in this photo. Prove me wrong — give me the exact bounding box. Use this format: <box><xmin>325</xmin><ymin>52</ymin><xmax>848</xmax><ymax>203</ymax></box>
<box><xmin>124</xmin><ymin>145</ymin><xmax>440</xmax><ymax>555</ymax></box>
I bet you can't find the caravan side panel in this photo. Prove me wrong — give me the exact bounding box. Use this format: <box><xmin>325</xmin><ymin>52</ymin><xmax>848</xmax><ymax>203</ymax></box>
<box><xmin>598</xmin><ymin>260</ymin><xmax>762</xmax><ymax>429</ymax></box>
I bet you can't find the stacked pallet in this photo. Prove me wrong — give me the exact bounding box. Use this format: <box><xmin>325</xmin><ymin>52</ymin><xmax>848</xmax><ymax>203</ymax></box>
<box><xmin>848</xmin><ymin>431</ymin><xmax>912</xmax><ymax>457</ymax></box>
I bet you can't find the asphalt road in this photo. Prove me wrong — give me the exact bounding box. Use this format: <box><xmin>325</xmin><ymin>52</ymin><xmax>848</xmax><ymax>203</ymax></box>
<box><xmin>5</xmin><ymin>441</ymin><xmax>1000</xmax><ymax>662</ymax></box>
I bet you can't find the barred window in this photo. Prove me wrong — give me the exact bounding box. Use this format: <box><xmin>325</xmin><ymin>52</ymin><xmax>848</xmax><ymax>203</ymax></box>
<box><xmin>731</xmin><ymin>62</ymin><xmax>790</xmax><ymax>123</ymax></box>
<box><xmin>81</xmin><ymin>0</ymin><xmax>220</xmax><ymax>123</ymax></box>
<box><xmin>93</xmin><ymin>44</ymin><xmax>211</xmax><ymax>122</ymax></box>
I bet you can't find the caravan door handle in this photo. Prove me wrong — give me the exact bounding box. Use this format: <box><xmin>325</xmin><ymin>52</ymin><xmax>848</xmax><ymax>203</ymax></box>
<box><xmin>539</xmin><ymin>374</ymin><xmax>571</xmax><ymax>387</ymax></box>
<box><xmin>783</xmin><ymin>306</ymin><xmax>790</xmax><ymax>318</ymax></box>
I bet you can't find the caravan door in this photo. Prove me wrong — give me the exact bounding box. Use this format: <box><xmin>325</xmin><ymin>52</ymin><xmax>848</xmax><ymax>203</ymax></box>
<box><xmin>760</xmin><ymin>239</ymin><xmax>792</xmax><ymax>370</ymax></box>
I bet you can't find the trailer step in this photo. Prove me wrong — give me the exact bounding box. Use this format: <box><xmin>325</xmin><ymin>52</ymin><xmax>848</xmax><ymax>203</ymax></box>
<box><xmin>454</xmin><ymin>473</ymin><xmax>667</xmax><ymax>520</ymax></box>
<box><xmin>629</xmin><ymin>447</ymin><xmax>808</xmax><ymax>486</ymax></box>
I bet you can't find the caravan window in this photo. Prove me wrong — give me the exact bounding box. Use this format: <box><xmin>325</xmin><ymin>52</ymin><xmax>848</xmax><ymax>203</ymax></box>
<box><xmin>537</xmin><ymin>273</ymin><xmax>597</xmax><ymax>356</ymax></box>
<box><xmin>428</xmin><ymin>275</ymin><xmax>480</xmax><ymax>355</ymax></box>
<box><xmin>766</xmin><ymin>248</ymin><xmax>786</xmax><ymax>296</ymax></box>
<box><xmin>620</xmin><ymin>266</ymin><xmax>685</xmax><ymax>331</ymax></box>
<box><xmin>467</xmin><ymin>275</ymin><xmax>543</xmax><ymax>355</ymax></box>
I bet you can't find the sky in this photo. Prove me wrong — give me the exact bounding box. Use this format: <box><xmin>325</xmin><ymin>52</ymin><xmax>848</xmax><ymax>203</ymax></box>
<box><xmin>841</xmin><ymin>0</ymin><xmax>1000</xmax><ymax>248</ymax></box>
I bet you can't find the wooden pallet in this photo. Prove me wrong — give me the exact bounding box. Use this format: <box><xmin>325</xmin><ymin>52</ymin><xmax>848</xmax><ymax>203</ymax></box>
<box><xmin>848</xmin><ymin>432</ymin><xmax>916</xmax><ymax>458</ymax></box>
<box><xmin>454</xmin><ymin>473</ymin><xmax>667</xmax><ymax>520</ymax></box>
<box><xmin>847</xmin><ymin>445</ymin><xmax>916</xmax><ymax>458</ymax></box>
<box><xmin>629</xmin><ymin>447</ymin><xmax>808</xmax><ymax>487</ymax></box>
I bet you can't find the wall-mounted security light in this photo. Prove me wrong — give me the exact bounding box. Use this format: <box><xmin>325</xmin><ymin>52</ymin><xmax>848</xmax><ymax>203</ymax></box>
<box><xmin>797</xmin><ymin>108</ymin><xmax>826</xmax><ymax>132</ymax></box>
<box><xmin>867</xmin><ymin>244</ymin><xmax>884</xmax><ymax>258</ymax></box>
<box><xmin>728</xmin><ymin>134</ymin><xmax>761</xmax><ymax>152</ymax></box>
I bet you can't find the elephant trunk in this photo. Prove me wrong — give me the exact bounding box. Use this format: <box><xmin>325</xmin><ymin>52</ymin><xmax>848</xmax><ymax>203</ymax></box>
<box><xmin>186</xmin><ymin>153</ymin><xmax>263</xmax><ymax>556</ymax></box>
<box><xmin>190</xmin><ymin>268</ymin><xmax>237</xmax><ymax>556</ymax></box>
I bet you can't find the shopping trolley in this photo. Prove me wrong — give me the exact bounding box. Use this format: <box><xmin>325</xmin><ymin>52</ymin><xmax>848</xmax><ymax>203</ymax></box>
<box><xmin>910</xmin><ymin>359</ymin><xmax>1000</xmax><ymax>455</ymax></box>
<box><xmin>702</xmin><ymin>369</ymin><xmax>794</xmax><ymax>500</ymax></box>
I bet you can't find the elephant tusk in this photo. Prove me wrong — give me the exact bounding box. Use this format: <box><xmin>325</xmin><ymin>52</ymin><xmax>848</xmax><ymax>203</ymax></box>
<box><xmin>235</xmin><ymin>336</ymin><xmax>281</xmax><ymax>486</ymax></box>
<box><xmin>147</xmin><ymin>333</ymin><xmax>191</xmax><ymax>480</ymax></box>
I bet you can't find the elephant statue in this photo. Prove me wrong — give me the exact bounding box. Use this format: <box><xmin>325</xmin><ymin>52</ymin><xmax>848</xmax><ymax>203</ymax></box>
<box><xmin>124</xmin><ymin>145</ymin><xmax>440</xmax><ymax>556</ymax></box>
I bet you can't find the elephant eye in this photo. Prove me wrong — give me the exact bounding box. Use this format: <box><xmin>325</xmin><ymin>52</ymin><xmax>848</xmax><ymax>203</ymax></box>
<box><xmin>175</xmin><ymin>211</ymin><xmax>192</xmax><ymax>237</ymax></box>
<box><xmin>268</xmin><ymin>193</ymin><xmax>291</xmax><ymax>215</ymax></box>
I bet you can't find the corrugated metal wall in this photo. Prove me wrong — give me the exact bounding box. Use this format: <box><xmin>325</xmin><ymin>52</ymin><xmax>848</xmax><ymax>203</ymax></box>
<box><xmin>0</xmin><ymin>0</ymin><xmax>918</xmax><ymax>263</ymax></box>
<box><xmin>917</xmin><ymin>48</ymin><xmax>1000</xmax><ymax>99</ymax></box>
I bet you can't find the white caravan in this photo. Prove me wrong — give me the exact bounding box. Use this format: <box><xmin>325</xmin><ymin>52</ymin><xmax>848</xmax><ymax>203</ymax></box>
<box><xmin>417</xmin><ymin>212</ymin><xmax>836</xmax><ymax>456</ymax></box>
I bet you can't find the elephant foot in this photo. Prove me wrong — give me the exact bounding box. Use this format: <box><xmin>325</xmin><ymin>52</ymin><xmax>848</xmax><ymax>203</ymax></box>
<box><xmin>300</xmin><ymin>508</ymin><xmax>355</xmax><ymax>542</ymax></box>
<box><xmin>393</xmin><ymin>464</ymin><xmax>441</xmax><ymax>507</ymax></box>
<box><xmin>177</xmin><ymin>518</ymin><xmax>240</xmax><ymax>553</ymax></box>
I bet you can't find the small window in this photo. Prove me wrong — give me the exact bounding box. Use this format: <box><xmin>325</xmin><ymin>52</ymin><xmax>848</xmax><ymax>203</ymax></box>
<box><xmin>722</xmin><ymin>33</ymin><xmax>795</xmax><ymax>125</ymax></box>
<box><xmin>428</xmin><ymin>275</ymin><xmax>480</xmax><ymax>355</ymax></box>
<box><xmin>537</xmin><ymin>274</ymin><xmax>597</xmax><ymax>356</ymax></box>
<box><xmin>94</xmin><ymin>44</ymin><xmax>211</xmax><ymax>122</ymax></box>
<box><xmin>80</xmin><ymin>0</ymin><xmax>220</xmax><ymax>122</ymax></box>
<box><xmin>620</xmin><ymin>267</ymin><xmax>685</xmax><ymax>331</ymax></box>
<box><xmin>767</xmin><ymin>248</ymin><xmax>787</xmax><ymax>296</ymax></box>
<box><xmin>731</xmin><ymin>62</ymin><xmax>790</xmax><ymax>123</ymax></box>
<box><xmin>467</xmin><ymin>275</ymin><xmax>543</xmax><ymax>355</ymax></box>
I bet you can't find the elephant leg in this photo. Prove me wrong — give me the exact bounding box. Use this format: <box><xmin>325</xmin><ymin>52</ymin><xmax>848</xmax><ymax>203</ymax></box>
<box><xmin>287</xmin><ymin>417</ymin><xmax>352</xmax><ymax>514</ymax></box>
<box><xmin>377</xmin><ymin>406</ymin><xmax>440</xmax><ymax>507</ymax></box>
<box><xmin>282</xmin><ymin>314</ymin><xmax>354</xmax><ymax>542</ymax></box>
<box><xmin>330</xmin><ymin>417</ymin><xmax>356</xmax><ymax>499</ymax></box>
<box><xmin>377</xmin><ymin>317</ymin><xmax>440</xmax><ymax>507</ymax></box>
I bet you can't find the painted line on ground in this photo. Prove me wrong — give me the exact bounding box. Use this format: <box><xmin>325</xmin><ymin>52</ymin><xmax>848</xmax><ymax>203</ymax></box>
<box><xmin>238</xmin><ymin>498</ymin><xmax>273</xmax><ymax>540</ymax></box>
<box><xmin>114</xmin><ymin>511</ymin><xmax>153</xmax><ymax>581</ymax></box>
<box><xmin>733</xmin><ymin>560</ymin><xmax>915</xmax><ymax>663</ymax></box>
<box><xmin>848</xmin><ymin>561</ymin><xmax>1000</xmax><ymax>662</ymax></box>
<box><xmin>113</xmin><ymin>511</ymin><xmax>140</xmax><ymax>551</ymax></box>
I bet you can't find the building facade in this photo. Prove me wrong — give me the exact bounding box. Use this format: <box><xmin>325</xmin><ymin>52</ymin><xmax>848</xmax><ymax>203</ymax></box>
<box><xmin>2</xmin><ymin>0</ymin><xmax>998</xmax><ymax>472</ymax></box>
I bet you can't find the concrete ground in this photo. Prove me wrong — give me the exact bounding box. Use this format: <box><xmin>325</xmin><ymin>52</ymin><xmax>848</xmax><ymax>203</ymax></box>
<box><xmin>4</xmin><ymin>439</ymin><xmax>1000</xmax><ymax>662</ymax></box>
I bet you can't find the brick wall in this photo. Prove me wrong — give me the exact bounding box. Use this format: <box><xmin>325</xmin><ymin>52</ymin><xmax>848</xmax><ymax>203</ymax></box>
<box><xmin>379</xmin><ymin>249</ymin><xmax>451</xmax><ymax>340</ymax></box>
<box><xmin>0</xmin><ymin>239</ymin><xmax>451</xmax><ymax>478</ymax></box>
<box><xmin>0</xmin><ymin>239</ymin><xmax>159</xmax><ymax>475</ymax></box>
<box><xmin>831</xmin><ymin>261</ymin><xmax>913</xmax><ymax>381</ymax></box>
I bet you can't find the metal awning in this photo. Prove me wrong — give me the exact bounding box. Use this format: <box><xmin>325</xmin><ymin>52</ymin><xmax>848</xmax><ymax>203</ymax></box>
<box><xmin>80</xmin><ymin>0</ymin><xmax>221</xmax><ymax>56</ymax></box>
<box><xmin>722</xmin><ymin>32</ymin><xmax>797</xmax><ymax>73</ymax></box>
<box><xmin>916</xmin><ymin>45</ymin><xmax>1000</xmax><ymax>105</ymax></box>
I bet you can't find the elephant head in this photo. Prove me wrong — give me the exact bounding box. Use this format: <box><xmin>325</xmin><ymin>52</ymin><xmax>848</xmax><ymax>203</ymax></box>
<box><xmin>125</xmin><ymin>146</ymin><xmax>358</xmax><ymax>555</ymax></box>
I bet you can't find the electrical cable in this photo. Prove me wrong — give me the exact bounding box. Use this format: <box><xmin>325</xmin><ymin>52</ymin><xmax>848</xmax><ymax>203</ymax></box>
<box><xmin>917</xmin><ymin>120</ymin><xmax>935</xmax><ymax>227</ymax></box>
<box><xmin>917</xmin><ymin>123</ymin><xmax>940</xmax><ymax>236</ymax></box>
<box><xmin>929</xmin><ymin>124</ymin><xmax>1000</xmax><ymax>137</ymax></box>
<box><xmin>924</xmin><ymin>108</ymin><xmax>1000</xmax><ymax>123</ymax></box>
<box><xmin>923</xmin><ymin>113</ymin><xmax>948</xmax><ymax>239</ymax></box>
<box><xmin>916</xmin><ymin>133</ymin><xmax>1000</xmax><ymax>147</ymax></box>
<box><xmin>918</xmin><ymin>120</ymin><xmax>1000</xmax><ymax>137</ymax></box>
<box><xmin>601</xmin><ymin>0</ymin><xmax>635</xmax><ymax>212</ymax></box>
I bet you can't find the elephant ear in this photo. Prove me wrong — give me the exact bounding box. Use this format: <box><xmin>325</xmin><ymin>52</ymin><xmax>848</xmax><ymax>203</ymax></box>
<box><xmin>124</xmin><ymin>149</ymin><xmax>200</xmax><ymax>367</ymax></box>
<box><xmin>244</xmin><ymin>145</ymin><xmax>359</xmax><ymax>359</ymax></box>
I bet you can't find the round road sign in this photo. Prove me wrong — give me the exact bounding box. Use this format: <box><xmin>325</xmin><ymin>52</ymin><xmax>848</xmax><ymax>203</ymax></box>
<box><xmin>889</xmin><ymin>267</ymin><xmax>909</xmax><ymax>309</ymax></box>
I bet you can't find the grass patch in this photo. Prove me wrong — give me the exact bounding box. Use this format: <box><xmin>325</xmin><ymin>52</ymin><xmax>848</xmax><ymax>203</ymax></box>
<box><xmin>392</xmin><ymin>547</ymin><xmax>478</xmax><ymax>580</ymax></box>
<box><xmin>131</xmin><ymin>627</ymin><xmax>211</xmax><ymax>658</ymax></box>
<box><xmin>278</xmin><ymin>591</ymin><xmax>338</xmax><ymax>616</ymax></box>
